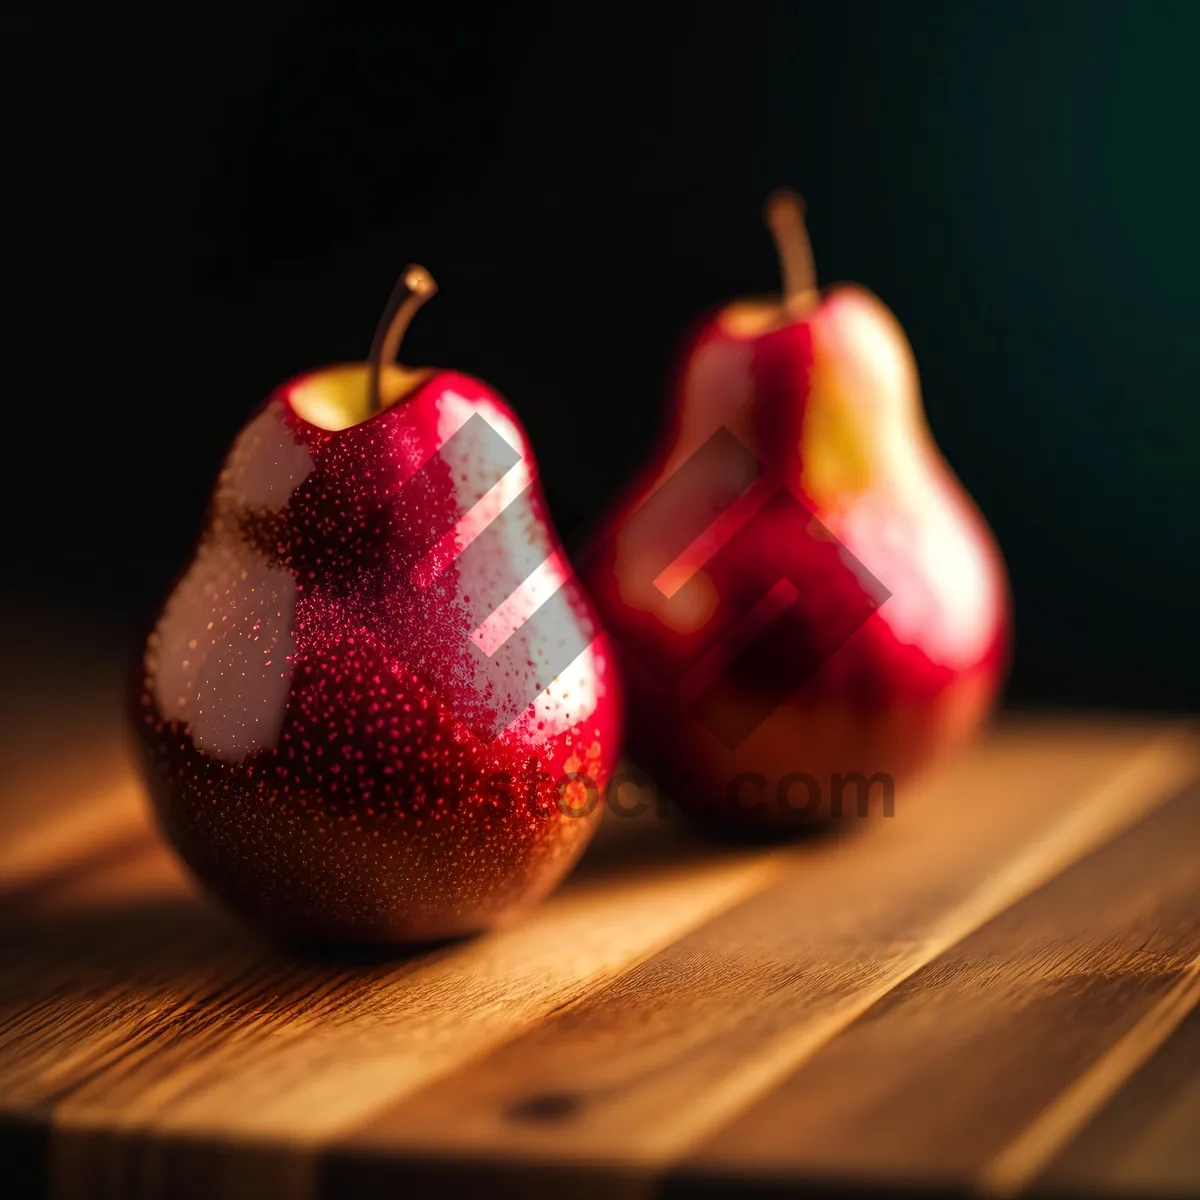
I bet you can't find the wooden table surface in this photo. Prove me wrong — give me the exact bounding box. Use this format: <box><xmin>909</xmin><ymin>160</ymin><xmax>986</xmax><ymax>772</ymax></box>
<box><xmin>0</xmin><ymin>636</ymin><xmax>1197</xmax><ymax>1198</ymax></box>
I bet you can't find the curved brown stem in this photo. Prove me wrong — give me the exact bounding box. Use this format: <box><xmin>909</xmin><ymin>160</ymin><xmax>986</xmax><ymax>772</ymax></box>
<box><xmin>366</xmin><ymin>264</ymin><xmax>438</xmax><ymax>415</ymax></box>
<box><xmin>765</xmin><ymin>189</ymin><xmax>817</xmax><ymax>316</ymax></box>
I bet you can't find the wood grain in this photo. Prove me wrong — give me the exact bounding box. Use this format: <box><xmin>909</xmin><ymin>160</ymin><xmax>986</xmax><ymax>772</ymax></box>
<box><xmin>1034</xmin><ymin>1000</ymin><xmax>1200</xmax><ymax>1197</ymax></box>
<box><xmin>2</xmin><ymin>795</ymin><xmax>792</xmax><ymax>1198</ymax></box>
<box><xmin>326</xmin><ymin>723</ymin><xmax>1200</xmax><ymax>1198</ymax></box>
<box><xmin>982</xmin><ymin>949</ymin><xmax>1200</xmax><ymax>1196</ymax></box>
<box><xmin>680</xmin><ymin>779</ymin><xmax>1200</xmax><ymax>1193</ymax></box>
<box><xmin>0</xmin><ymin>705</ymin><xmax>1196</xmax><ymax>1200</ymax></box>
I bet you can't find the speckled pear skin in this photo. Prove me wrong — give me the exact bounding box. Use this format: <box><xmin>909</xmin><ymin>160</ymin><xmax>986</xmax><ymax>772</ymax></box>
<box><xmin>132</xmin><ymin>366</ymin><xmax>622</xmax><ymax>944</ymax></box>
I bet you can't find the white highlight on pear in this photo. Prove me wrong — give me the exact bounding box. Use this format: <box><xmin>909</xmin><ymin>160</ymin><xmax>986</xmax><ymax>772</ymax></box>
<box><xmin>152</xmin><ymin>544</ymin><xmax>297</xmax><ymax>762</ymax></box>
<box><xmin>223</xmin><ymin>405</ymin><xmax>315</xmax><ymax>508</ymax></box>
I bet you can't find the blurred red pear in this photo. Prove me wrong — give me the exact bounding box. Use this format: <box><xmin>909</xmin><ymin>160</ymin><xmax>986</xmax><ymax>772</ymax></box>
<box><xmin>586</xmin><ymin>195</ymin><xmax>1009</xmax><ymax>832</ymax></box>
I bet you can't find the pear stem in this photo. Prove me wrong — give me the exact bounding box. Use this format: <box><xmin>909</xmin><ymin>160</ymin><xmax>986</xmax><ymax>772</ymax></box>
<box><xmin>366</xmin><ymin>264</ymin><xmax>438</xmax><ymax>415</ymax></box>
<box><xmin>765</xmin><ymin>189</ymin><xmax>818</xmax><ymax>316</ymax></box>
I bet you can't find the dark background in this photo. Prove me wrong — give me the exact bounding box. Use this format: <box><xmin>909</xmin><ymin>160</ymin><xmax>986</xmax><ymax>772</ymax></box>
<box><xmin>8</xmin><ymin>0</ymin><xmax>1198</xmax><ymax>710</ymax></box>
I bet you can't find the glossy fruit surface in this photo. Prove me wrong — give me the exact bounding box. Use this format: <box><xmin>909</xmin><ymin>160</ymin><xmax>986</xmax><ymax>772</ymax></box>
<box><xmin>133</xmin><ymin>271</ymin><xmax>621</xmax><ymax>942</ymax></box>
<box><xmin>585</xmin><ymin>196</ymin><xmax>1009</xmax><ymax>831</ymax></box>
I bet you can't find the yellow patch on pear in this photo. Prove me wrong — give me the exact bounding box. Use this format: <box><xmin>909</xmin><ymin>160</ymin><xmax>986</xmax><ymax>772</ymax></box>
<box><xmin>800</xmin><ymin>367</ymin><xmax>874</xmax><ymax>507</ymax></box>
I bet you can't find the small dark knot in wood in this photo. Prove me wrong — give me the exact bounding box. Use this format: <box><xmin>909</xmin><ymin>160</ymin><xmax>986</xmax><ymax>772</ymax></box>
<box><xmin>506</xmin><ymin>1092</ymin><xmax>582</xmax><ymax>1122</ymax></box>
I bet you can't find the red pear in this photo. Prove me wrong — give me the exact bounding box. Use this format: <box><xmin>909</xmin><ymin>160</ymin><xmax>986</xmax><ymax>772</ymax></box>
<box><xmin>132</xmin><ymin>267</ymin><xmax>622</xmax><ymax>941</ymax></box>
<box><xmin>585</xmin><ymin>195</ymin><xmax>1009</xmax><ymax>832</ymax></box>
